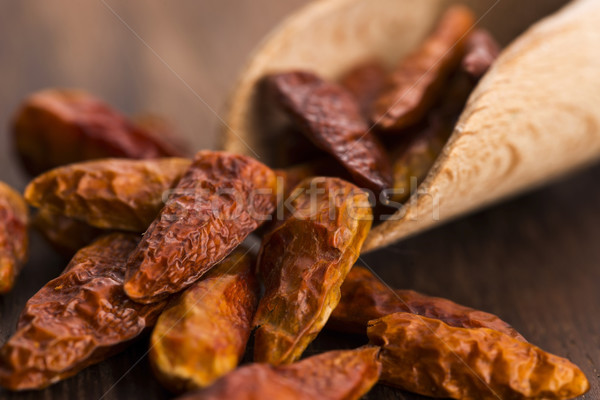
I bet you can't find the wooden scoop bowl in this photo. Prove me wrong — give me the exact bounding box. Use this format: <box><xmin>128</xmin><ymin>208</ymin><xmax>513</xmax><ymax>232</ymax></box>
<box><xmin>222</xmin><ymin>0</ymin><xmax>600</xmax><ymax>252</ymax></box>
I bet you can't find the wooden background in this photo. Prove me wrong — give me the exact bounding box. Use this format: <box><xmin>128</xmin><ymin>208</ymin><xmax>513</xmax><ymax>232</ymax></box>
<box><xmin>0</xmin><ymin>1</ymin><xmax>598</xmax><ymax>399</ymax></box>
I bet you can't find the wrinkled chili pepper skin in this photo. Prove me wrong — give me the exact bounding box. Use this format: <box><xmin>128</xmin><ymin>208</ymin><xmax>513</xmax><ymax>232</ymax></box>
<box><xmin>264</xmin><ymin>71</ymin><xmax>392</xmax><ymax>194</ymax></box>
<box><xmin>339</xmin><ymin>61</ymin><xmax>387</xmax><ymax>118</ymax></box>
<box><xmin>329</xmin><ymin>266</ymin><xmax>525</xmax><ymax>340</ymax></box>
<box><xmin>32</xmin><ymin>208</ymin><xmax>104</xmax><ymax>258</ymax></box>
<box><xmin>0</xmin><ymin>234</ymin><xmax>166</xmax><ymax>391</ymax></box>
<box><xmin>12</xmin><ymin>89</ymin><xmax>186</xmax><ymax>176</ymax></box>
<box><xmin>177</xmin><ymin>347</ymin><xmax>381</xmax><ymax>400</ymax></box>
<box><xmin>462</xmin><ymin>28</ymin><xmax>501</xmax><ymax>79</ymax></box>
<box><xmin>368</xmin><ymin>312</ymin><xmax>589</xmax><ymax>400</ymax></box>
<box><xmin>0</xmin><ymin>182</ymin><xmax>29</xmax><ymax>294</ymax></box>
<box><xmin>24</xmin><ymin>158</ymin><xmax>191</xmax><ymax>232</ymax></box>
<box><xmin>372</xmin><ymin>6</ymin><xmax>475</xmax><ymax>131</ymax></box>
<box><xmin>124</xmin><ymin>151</ymin><xmax>277</xmax><ymax>304</ymax></box>
<box><xmin>149</xmin><ymin>250</ymin><xmax>259</xmax><ymax>392</ymax></box>
<box><xmin>254</xmin><ymin>177</ymin><xmax>372</xmax><ymax>365</ymax></box>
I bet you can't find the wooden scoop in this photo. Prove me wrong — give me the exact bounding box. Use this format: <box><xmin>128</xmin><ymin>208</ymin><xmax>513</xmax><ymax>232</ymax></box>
<box><xmin>222</xmin><ymin>0</ymin><xmax>600</xmax><ymax>252</ymax></box>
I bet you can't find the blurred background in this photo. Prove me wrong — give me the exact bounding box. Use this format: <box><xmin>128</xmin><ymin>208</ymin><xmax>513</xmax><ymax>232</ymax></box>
<box><xmin>0</xmin><ymin>0</ymin><xmax>307</xmax><ymax>188</ymax></box>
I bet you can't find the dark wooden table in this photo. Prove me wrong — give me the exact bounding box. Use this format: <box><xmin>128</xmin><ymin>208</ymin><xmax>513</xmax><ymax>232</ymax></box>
<box><xmin>1</xmin><ymin>1</ymin><xmax>597</xmax><ymax>399</ymax></box>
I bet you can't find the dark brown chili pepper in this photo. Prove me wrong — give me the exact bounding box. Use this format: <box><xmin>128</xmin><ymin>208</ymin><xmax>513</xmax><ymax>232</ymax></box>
<box><xmin>275</xmin><ymin>158</ymin><xmax>351</xmax><ymax>199</ymax></box>
<box><xmin>31</xmin><ymin>208</ymin><xmax>104</xmax><ymax>258</ymax></box>
<box><xmin>12</xmin><ymin>89</ymin><xmax>187</xmax><ymax>176</ymax></box>
<box><xmin>264</xmin><ymin>71</ymin><xmax>392</xmax><ymax>194</ymax></box>
<box><xmin>177</xmin><ymin>347</ymin><xmax>381</xmax><ymax>400</ymax></box>
<box><xmin>372</xmin><ymin>5</ymin><xmax>475</xmax><ymax>131</ymax></box>
<box><xmin>254</xmin><ymin>177</ymin><xmax>372</xmax><ymax>365</ymax></box>
<box><xmin>0</xmin><ymin>182</ymin><xmax>29</xmax><ymax>294</ymax></box>
<box><xmin>461</xmin><ymin>28</ymin><xmax>501</xmax><ymax>79</ymax></box>
<box><xmin>328</xmin><ymin>266</ymin><xmax>525</xmax><ymax>341</ymax></box>
<box><xmin>387</xmin><ymin>70</ymin><xmax>476</xmax><ymax>203</ymax></box>
<box><xmin>124</xmin><ymin>150</ymin><xmax>277</xmax><ymax>304</ymax></box>
<box><xmin>0</xmin><ymin>233</ymin><xmax>166</xmax><ymax>391</ymax></box>
<box><xmin>339</xmin><ymin>60</ymin><xmax>388</xmax><ymax>118</ymax></box>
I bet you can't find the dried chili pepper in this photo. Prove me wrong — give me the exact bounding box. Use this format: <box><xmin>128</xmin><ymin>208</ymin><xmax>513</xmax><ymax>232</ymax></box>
<box><xmin>131</xmin><ymin>113</ymin><xmax>188</xmax><ymax>155</ymax></box>
<box><xmin>149</xmin><ymin>249</ymin><xmax>259</xmax><ymax>392</ymax></box>
<box><xmin>253</xmin><ymin>177</ymin><xmax>372</xmax><ymax>365</ymax></box>
<box><xmin>389</xmin><ymin>116</ymin><xmax>453</xmax><ymax>202</ymax></box>
<box><xmin>177</xmin><ymin>346</ymin><xmax>381</xmax><ymax>400</ymax></box>
<box><xmin>12</xmin><ymin>89</ymin><xmax>187</xmax><ymax>176</ymax></box>
<box><xmin>25</xmin><ymin>158</ymin><xmax>191</xmax><ymax>232</ymax></box>
<box><xmin>462</xmin><ymin>28</ymin><xmax>501</xmax><ymax>79</ymax></box>
<box><xmin>368</xmin><ymin>312</ymin><xmax>589</xmax><ymax>400</ymax></box>
<box><xmin>32</xmin><ymin>208</ymin><xmax>104</xmax><ymax>258</ymax></box>
<box><xmin>339</xmin><ymin>61</ymin><xmax>387</xmax><ymax>118</ymax></box>
<box><xmin>0</xmin><ymin>182</ymin><xmax>29</xmax><ymax>294</ymax></box>
<box><xmin>372</xmin><ymin>5</ymin><xmax>475</xmax><ymax>131</ymax></box>
<box><xmin>0</xmin><ymin>233</ymin><xmax>166</xmax><ymax>390</ymax></box>
<box><xmin>388</xmin><ymin>70</ymin><xmax>475</xmax><ymax>202</ymax></box>
<box><xmin>264</xmin><ymin>71</ymin><xmax>392</xmax><ymax>194</ymax></box>
<box><xmin>276</xmin><ymin>158</ymin><xmax>350</xmax><ymax>199</ymax></box>
<box><xmin>124</xmin><ymin>151</ymin><xmax>277</xmax><ymax>304</ymax></box>
<box><xmin>329</xmin><ymin>266</ymin><xmax>525</xmax><ymax>340</ymax></box>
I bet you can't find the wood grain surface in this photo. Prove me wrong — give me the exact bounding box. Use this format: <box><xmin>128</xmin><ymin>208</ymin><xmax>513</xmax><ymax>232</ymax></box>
<box><xmin>0</xmin><ymin>1</ymin><xmax>598</xmax><ymax>399</ymax></box>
